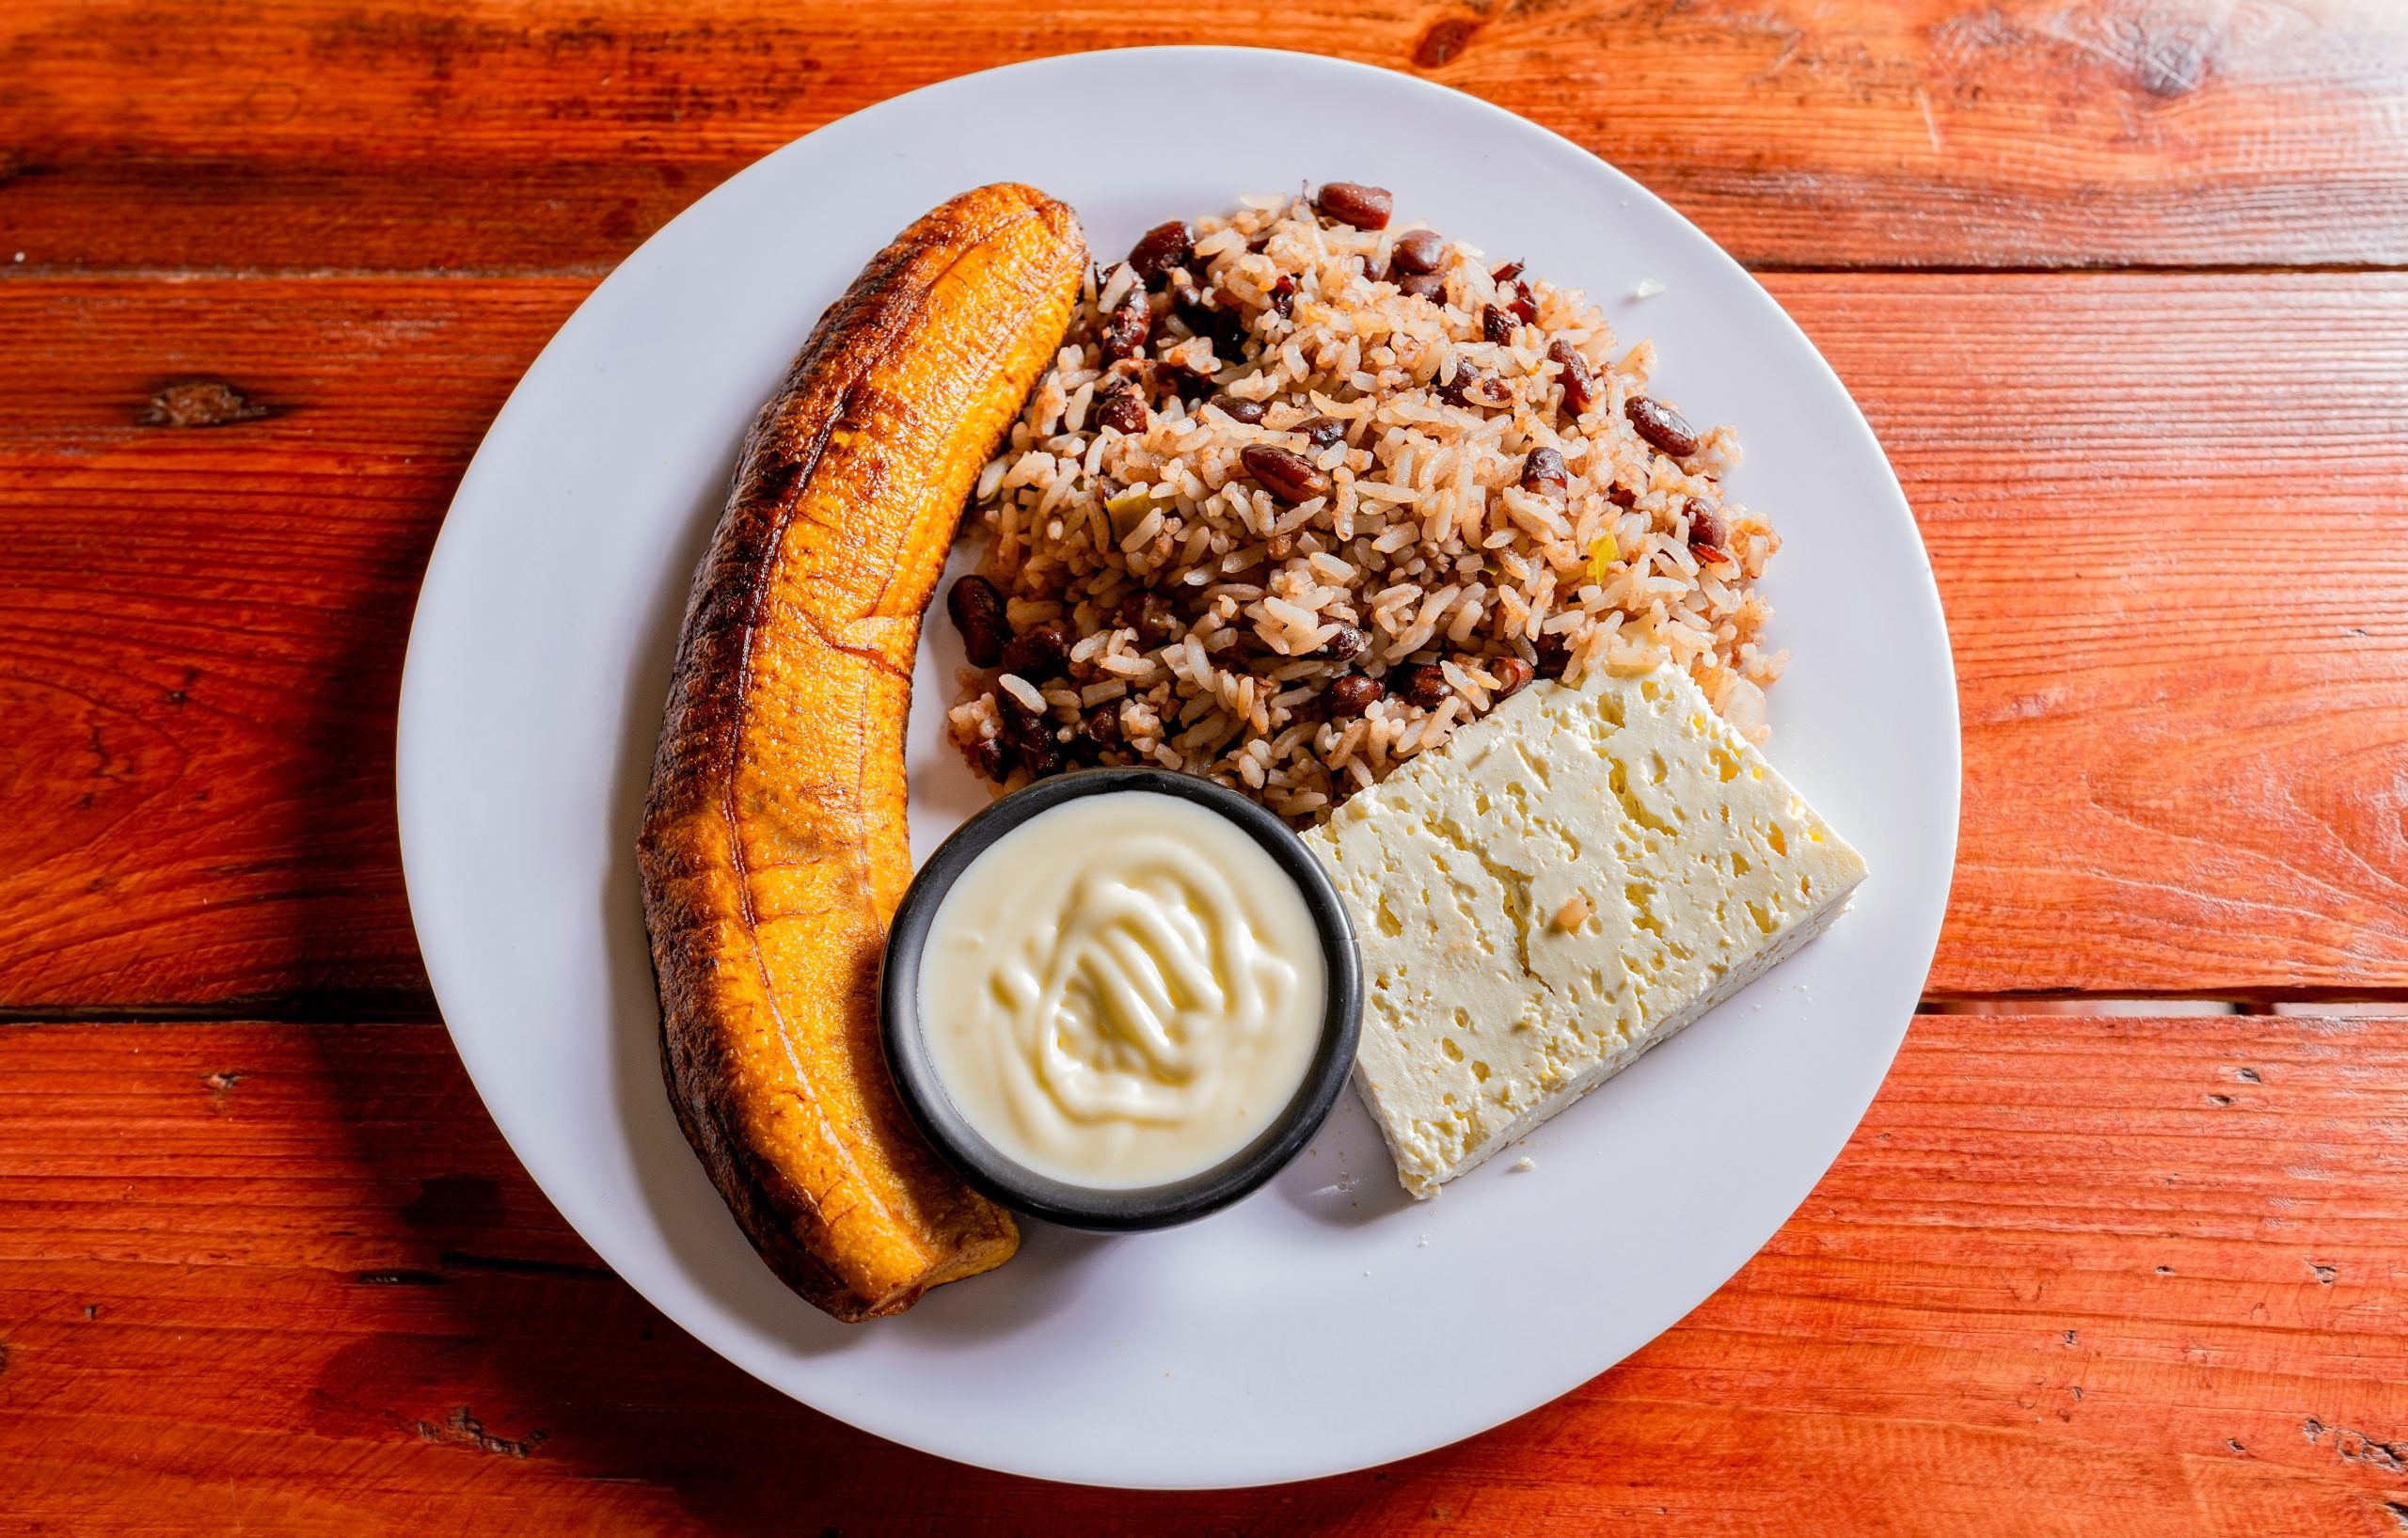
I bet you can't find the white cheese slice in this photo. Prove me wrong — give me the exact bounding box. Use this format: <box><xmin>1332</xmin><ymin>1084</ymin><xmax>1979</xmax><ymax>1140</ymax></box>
<box><xmin>1305</xmin><ymin>663</ymin><xmax>1867</xmax><ymax>1198</ymax></box>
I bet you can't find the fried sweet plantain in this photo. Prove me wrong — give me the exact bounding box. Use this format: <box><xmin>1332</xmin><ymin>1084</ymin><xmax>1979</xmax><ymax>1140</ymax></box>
<box><xmin>639</xmin><ymin>184</ymin><xmax>1085</xmax><ymax>1321</ymax></box>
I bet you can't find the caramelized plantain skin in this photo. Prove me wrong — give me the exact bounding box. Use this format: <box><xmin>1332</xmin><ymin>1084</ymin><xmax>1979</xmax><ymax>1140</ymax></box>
<box><xmin>639</xmin><ymin>185</ymin><xmax>1085</xmax><ymax>1321</ymax></box>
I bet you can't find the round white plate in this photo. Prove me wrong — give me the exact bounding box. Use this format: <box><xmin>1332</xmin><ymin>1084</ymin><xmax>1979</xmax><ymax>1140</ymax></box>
<box><xmin>399</xmin><ymin>46</ymin><xmax>1958</xmax><ymax>1489</ymax></box>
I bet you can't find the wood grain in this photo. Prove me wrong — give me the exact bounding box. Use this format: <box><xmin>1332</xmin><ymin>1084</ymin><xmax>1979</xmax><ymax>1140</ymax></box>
<box><xmin>6</xmin><ymin>0</ymin><xmax>2408</xmax><ymax>274</ymax></box>
<box><xmin>0</xmin><ymin>1015</ymin><xmax>2400</xmax><ymax>1533</ymax></box>
<box><xmin>0</xmin><ymin>279</ymin><xmax>591</xmax><ymax>1012</ymax></box>
<box><xmin>6</xmin><ymin>273</ymin><xmax>2406</xmax><ymax>1007</ymax></box>
<box><xmin>1794</xmin><ymin>274</ymin><xmax>2408</xmax><ymax>995</ymax></box>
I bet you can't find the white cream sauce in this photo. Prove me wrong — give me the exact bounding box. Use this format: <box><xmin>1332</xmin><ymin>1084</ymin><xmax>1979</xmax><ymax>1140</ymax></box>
<box><xmin>917</xmin><ymin>791</ymin><xmax>1324</xmax><ymax>1188</ymax></box>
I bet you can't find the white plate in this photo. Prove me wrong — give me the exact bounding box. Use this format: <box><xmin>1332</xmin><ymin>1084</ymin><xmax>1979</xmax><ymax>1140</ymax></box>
<box><xmin>398</xmin><ymin>46</ymin><xmax>1958</xmax><ymax>1489</ymax></box>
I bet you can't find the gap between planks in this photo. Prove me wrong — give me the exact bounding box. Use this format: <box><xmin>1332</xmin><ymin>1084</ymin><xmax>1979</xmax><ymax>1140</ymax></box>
<box><xmin>8</xmin><ymin>262</ymin><xmax>2408</xmax><ymax>283</ymax></box>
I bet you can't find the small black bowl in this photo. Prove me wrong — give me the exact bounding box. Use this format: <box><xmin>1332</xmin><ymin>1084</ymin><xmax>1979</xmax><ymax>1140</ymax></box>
<box><xmin>879</xmin><ymin>767</ymin><xmax>1360</xmax><ymax>1231</ymax></box>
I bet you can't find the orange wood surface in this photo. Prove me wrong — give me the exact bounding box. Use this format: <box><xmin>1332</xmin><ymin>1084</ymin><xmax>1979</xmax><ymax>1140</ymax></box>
<box><xmin>8</xmin><ymin>1</ymin><xmax>2408</xmax><ymax>273</ymax></box>
<box><xmin>1</xmin><ymin>1017</ymin><xmax>2401</xmax><ymax>1534</ymax></box>
<box><xmin>5</xmin><ymin>1</ymin><xmax>2407</xmax><ymax>1530</ymax></box>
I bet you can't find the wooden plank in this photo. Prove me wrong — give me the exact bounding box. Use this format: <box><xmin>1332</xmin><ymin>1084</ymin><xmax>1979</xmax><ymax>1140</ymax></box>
<box><xmin>5</xmin><ymin>273</ymin><xmax>2407</xmax><ymax>1006</ymax></box>
<box><xmin>0</xmin><ymin>1015</ymin><xmax>2400</xmax><ymax>1532</ymax></box>
<box><xmin>1795</xmin><ymin>273</ymin><xmax>2408</xmax><ymax>994</ymax></box>
<box><xmin>0</xmin><ymin>279</ymin><xmax>590</xmax><ymax>1012</ymax></box>
<box><xmin>7</xmin><ymin>0</ymin><xmax>2408</xmax><ymax>273</ymax></box>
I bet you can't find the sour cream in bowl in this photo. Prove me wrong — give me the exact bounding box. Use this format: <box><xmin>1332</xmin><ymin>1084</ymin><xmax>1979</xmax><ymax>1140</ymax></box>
<box><xmin>880</xmin><ymin>768</ymin><xmax>1360</xmax><ymax>1230</ymax></box>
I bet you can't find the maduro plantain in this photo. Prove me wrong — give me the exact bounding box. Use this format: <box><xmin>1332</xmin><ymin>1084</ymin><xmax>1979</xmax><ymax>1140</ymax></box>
<box><xmin>639</xmin><ymin>184</ymin><xmax>1086</xmax><ymax>1320</ymax></box>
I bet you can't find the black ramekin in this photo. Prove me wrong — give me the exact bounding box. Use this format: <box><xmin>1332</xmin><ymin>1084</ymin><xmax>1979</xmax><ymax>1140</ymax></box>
<box><xmin>879</xmin><ymin>767</ymin><xmax>1361</xmax><ymax>1231</ymax></box>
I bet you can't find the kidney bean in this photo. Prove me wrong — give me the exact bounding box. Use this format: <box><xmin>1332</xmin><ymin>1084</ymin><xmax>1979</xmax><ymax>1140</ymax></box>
<box><xmin>1166</xmin><ymin>276</ymin><xmax>1204</xmax><ymax>323</ymax></box>
<box><xmin>1127</xmin><ymin>221</ymin><xmax>1192</xmax><ymax>289</ymax></box>
<box><xmin>1390</xmin><ymin>229</ymin><xmax>1445</xmax><ymax>276</ymax></box>
<box><xmin>1488</xmin><ymin>655</ymin><xmax>1535</xmax><ymax>699</ymax></box>
<box><xmin>1241</xmin><ymin>444</ymin><xmax>1332</xmax><ymax>503</ymax></box>
<box><xmin>1547</xmin><ymin>340</ymin><xmax>1597</xmax><ymax>417</ymax></box>
<box><xmin>1684</xmin><ymin>497</ymin><xmax>1727</xmax><ymax>551</ymax></box>
<box><xmin>1006</xmin><ymin>710</ymin><xmax>1062</xmax><ymax>779</ymax></box>
<box><xmin>1083</xmin><ymin>703</ymin><xmax>1122</xmax><ymax>749</ymax></box>
<box><xmin>1269</xmin><ymin>275</ymin><xmax>1297</xmax><ymax>316</ymax></box>
<box><xmin>1314</xmin><ymin>182</ymin><xmax>1393</xmax><ymax>230</ymax></box>
<box><xmin>1296</xmin><ymin>415</ymin><xmax>1346</xmax><ymax>449</ymax></box>
<box><xmin>1173</xmin><ymin>286</ymin><xmax>1246</xmax><ymax>354</ymax></box>
<box><xmin>1100</xmin><ymin>288</ymin><xmax>1150</xmax><ymax>362</ymax></box>
<box><xmin>1393</xmin><ymin>663</ymin><xmax>1451</xmax><ymax>709</ymax></box>
<box><xmin>1210</xmin><ymin>392</ymin><xmax>1267</xmax><ymax>425</ymax></box>
<box><xmin>1519</xmin><ymin>446</ymin><xmax>1568</xmax><ymax>499</ymax></box>
<box><xmin>1533</xmin><ymin>630</ymin><xmax>1571</xmax><ymax>679</ymax></box>
<box><xmin>1606</xmin><ymin>482</ymin><xmax>1638</xmax><ymax>509</ymax></box>
<box><xmin>945</xmin><ymin>575</ymin><xmax>1009</xmax><ymax>667</ymax></box>
<box><xmin>1505</xmin><ymin>287</ymin><xmax>1539</xmax><ymax>325</ymax></box>
<box><xmin>1483</xmin><ymin>305</ymin><xmax>1514</xmax><ymax>345</ymax></box>
<box><xmin>1436</xmin><ymin>363</ymin><xmax>1511</xmax><ymax>411</ymax></box>
<box><xmin>996</xmin><ymin>620</ymin><xmax>1069</xmax><ymax>681</ymax></box>
<box><xmin>1149</xmin><ymin>360</ymin><xmax>1216</xmax><ymax>404</ymax></box>
<box><xmin>1116</xmin><ymin>591</ymin><xmax>1180</xmax><ymax>645</ymax></box>
<box><xmin>1398</xmin><ymin>271</ymin><xmax>1447</xmax><ymax>302</ymax></box>
<box><xmin>1095</xmin><ymin>388</ymin><xmax>1148</xmax><ymax>436</ymax></box>
<box><xmin>967</xmin><ymin>733</ymin><xmax>1012</xmax><ymax>782</ymax></box>
<box><xmin>1490</xmin><ymin>260</ymin><xmax>1524</xmax><ymax>284</ymax></box>
<box><xmin>1317</xmin><ymin>622</ymin><xmax>1366</xmax><ymax>661</ymax></box>
<box><xmin>1625</xmin><ymin>395</ymin><xmax>1701</xmax><ymax>458</ymax></box>
<box><xmin>1324</xmin><ymin>673</ymin><xmax>1385</xmax><ymax>717</ymax></box>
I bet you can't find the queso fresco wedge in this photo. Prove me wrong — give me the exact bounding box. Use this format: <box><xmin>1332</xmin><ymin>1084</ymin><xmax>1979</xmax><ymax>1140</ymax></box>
<box><xmin>1306</xmin><ymin>664</ymin><xmax>1867</xmax><ymax>1198</ymax></box>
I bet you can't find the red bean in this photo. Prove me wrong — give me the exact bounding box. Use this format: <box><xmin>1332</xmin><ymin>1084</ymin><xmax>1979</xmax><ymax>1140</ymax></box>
<box><xmin>1210</xmin><ymin>393</ymin><xmax>1267</xmax><ymax>425</ymax></box>
<box><xmin>1168</xmin><ymin>278</ymin><xmax>1209</xmax><ymax>330</ymax></box>
<box><xmin>1095</xmin><ymin>388</ymin><xmax>1148</xmax><ymax>436</ymax></box>
<box><xmin>1269</xmin><ymin>276</ymin><xmax>1297</xmax><ymax>316</ymax></box>
<box><xmin>1324</xmin><ymin>674</ymin><xmax>1385</xmax><ymax>716</ymax></box>
<box><xmin>1491</xmin><ymin>261</ymin><xmax>1524</xmax><ymax>284</ymax></box>
<box><xmin>1398</xmin><ymin>271</ymin><xmax>1447</xmax><ymax>303</ymax></box>
<box><xmin>996</xmin><ymin>621</ymin><xmax>1069</xmax><ymax>681</ymax></box>
<box><xmin>1390</xmin><ymin>229</ymin><xmax>1445</xmax><ymax>275</ymax></box>
<box><xmin>1548</xmin><ymin>340</ymin><xmax>1596</xmax><ymax>417</ymax></box>
<box><xmin>945</xmin><ymin>575</ymin><xmax>1009</xmax><ymax>667</ymax></box>
<box><xmin>1317</xmin><ymin>623</ymin><xmax>1366</xmax><ymax>661</ymax></box>
<box><xmin>1127</xmin><ymin>221</ymin><xmax>1193</xmax><ymax>288</ymax></box>
<box><xmin>1519</xmin><ymin>446</ymin><xmax>1568</xmax><ymax>499</ymax></box>
<box><xmin>1684</xmin><ymin>498</ymin><xmax>1727</xmax><ymax>551</ymax></box>
<box><xmin>1506</xmin><ymin>287</ymin><xmax>1539</xmax><ymax>325</ymax></box>
<box><xmin>1533</xmin><ymin>631</ymin><xmax>1571</xmax><ymax>679</ymax></box>
<box><xmin>1436</xmin><ymin>363</ymin><xmax>1511</xmax><ymax>412</ymax></box>
<box><xmin>1314</xmin><ymin>182</ymin><xmax>1393</xmax><ymax>230</ymax></box>
<box><xmin>1100</xmin><ymin>288</ymin><xmax>1150</xmax><ymax>362</ymax></box>
<box><xmin>1083</xmin><ymin>703</ymin><xmax>1121</xmax><ymax>748</ymax></box>
<box><xmin>1488</xmin><ymin>655</ymin><xmax>1535</xmax><ymax>699</ymax></box>
<box><xmin>1116</xmin><ymin>591</ymin><xmax>1180</xmax><ymax>645</ymax></box>
<box><xmin>967</xmin><ymin>733</ymin><xmax>1011</xmax><ymax>782</ymax></box>
<box><xmin>1241</xmin><ymin>444</ymin><xmax>1332</xmax><ymax>503</ymax></box>
<box><xmin>1483</xmin><ymin>305</ymin><xmax>1514</xmax><ymax>345</ymax></box>
<box><xmin>1006</xmin><ymin>710</ymin><xmax>1062</xmax><ymax>779</ymax></box>
<box><xmin>1393</xmin><ymin>663</ymin><xmax>1451</xmax><ymax>709</ymax></box>
<box><xmin>1149</xmin><ymin>360</ymin><xmax>1215</xmax><ymax>404</ymax></box>
<box><xmin>1194</xmin><ymin>288</ymin><xmax>1248</xmax><ymax>354</ymax></box>
<box><xmin>1625</xmin><ymin>395</ymin><xmax>1701</xmax><ymax>458</ymax></box>
<box><xmin>1296</xmin><ymin>415</ymin><xmax>1346</xmax><ymax>449</ymax></box>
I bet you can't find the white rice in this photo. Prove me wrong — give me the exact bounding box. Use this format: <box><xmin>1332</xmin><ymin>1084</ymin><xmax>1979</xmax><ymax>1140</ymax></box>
<box><xmin>945</xmin><ymin>191</ymin><xmax>1782</xmax><ymax>821</ymax></box>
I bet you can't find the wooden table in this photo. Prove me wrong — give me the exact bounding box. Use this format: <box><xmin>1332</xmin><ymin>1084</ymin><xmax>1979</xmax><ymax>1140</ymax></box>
<box><xmin>7</xmin><ymin>3</ymin><xmax>2407</xmax><ymax>1530</ymax></box>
